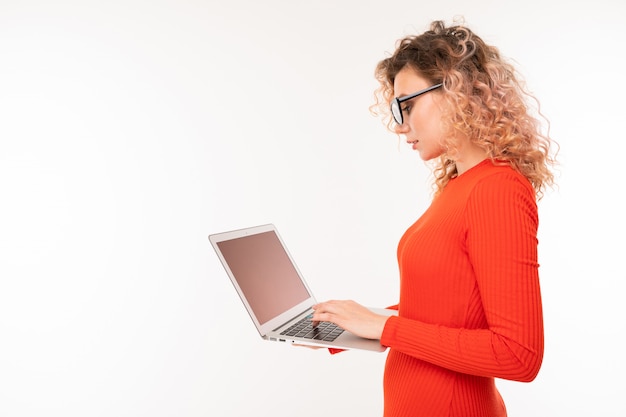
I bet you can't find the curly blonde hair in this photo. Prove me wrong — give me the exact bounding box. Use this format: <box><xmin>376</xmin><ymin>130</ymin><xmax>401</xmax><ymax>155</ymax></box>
<box><xmin>372</xmin><ymin>20</ymin><xmax>557</xmax><ymax>198</ymax></box>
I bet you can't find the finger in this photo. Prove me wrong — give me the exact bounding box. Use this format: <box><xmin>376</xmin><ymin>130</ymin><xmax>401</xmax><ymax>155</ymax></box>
<box><xmin>313</xmin><ymin>301</ymin><xmax>338</xmax><ymax>314</ymax></box>
<box><xmin>311</xmin><ymin>311</ymin><xmax>328</xmax><ymax>324</ymax></box>
<box><xmin>310</xmin><ymin>310</ymin><xmax>323</xmax><ymax>326</ymax></box>
<box><xmin>310</xmin><ymin>311</ymin><xmax>323</xmax><ymax>323</ymax></box>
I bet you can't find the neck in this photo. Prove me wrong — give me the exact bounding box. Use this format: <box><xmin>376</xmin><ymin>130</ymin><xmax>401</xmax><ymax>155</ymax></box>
<box><xmin>444</xmin><ymin>138</ymin><xmax>489</xmax><ymax>175</ymax></box>
<box><xmin>455</xmin><ymin>156</ymin><xmax>488</xmax><ymax>175</ymax></box>
<box><xmin>451</xmin><ymin>143</ymin><xmax>489</xmax><ymax>175</ymax></box>
<box><xmin>442</xmin><ymin>132</ymin><xmax>490</xmax><ymax>175</ymax></box>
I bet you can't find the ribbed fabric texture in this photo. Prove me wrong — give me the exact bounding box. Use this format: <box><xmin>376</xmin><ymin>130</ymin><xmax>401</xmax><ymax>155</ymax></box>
<box><xmin>380</xmin><ymin>159</ymin><xmax>544</xmax><ymax>417</ymax></box>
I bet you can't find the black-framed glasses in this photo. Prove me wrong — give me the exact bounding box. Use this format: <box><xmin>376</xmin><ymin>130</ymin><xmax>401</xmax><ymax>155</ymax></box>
<box><xmin>391</xmin><ymin>83</ymin><xmax>443</xmax><ymax>125</ymax></box>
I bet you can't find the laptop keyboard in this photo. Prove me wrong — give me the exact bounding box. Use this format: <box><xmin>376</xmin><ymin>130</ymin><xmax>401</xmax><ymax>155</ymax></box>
<box><xmin>280</xmin><ymin>314</ymin><xmax>345</xmax><ymax>342</ymax></box>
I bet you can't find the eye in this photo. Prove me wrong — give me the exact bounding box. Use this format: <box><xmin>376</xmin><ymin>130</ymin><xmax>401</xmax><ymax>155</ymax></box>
<box><xmin>401</xmin><ymin>104</ymin><xmax>412</xmax><ymax>114</ymax></box>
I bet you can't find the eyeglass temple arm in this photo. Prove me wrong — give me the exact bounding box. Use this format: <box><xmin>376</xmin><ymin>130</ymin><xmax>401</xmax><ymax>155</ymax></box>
<box><xmin>397</xmin><ymin>83</ymin><xmax>444</xmax><ymax>103</ymax></box>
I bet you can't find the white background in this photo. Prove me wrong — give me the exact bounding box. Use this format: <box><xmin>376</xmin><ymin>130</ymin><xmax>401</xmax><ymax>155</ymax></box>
<box><xmin>1</xmin><ymin>1</ymin><xmax>624</xmax><ymax>416</ymax></box>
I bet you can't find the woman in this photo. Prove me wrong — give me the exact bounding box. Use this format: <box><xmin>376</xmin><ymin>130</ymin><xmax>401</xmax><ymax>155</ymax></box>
<box><xmin>311</xmin><ymin>20</ymin><xmax>557</xmax><ymax>417</ymax></box>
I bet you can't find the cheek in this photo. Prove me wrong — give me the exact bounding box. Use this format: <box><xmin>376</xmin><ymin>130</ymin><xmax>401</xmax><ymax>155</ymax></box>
<box><xmin>412</xmin><ymin>110</ymin><xmax>442</xmax><ymax>139</ymax></box>
<box><xmin>410</xmin><ymin>100</ymin><xmax>442</xmax><ymax>130</ymax></box>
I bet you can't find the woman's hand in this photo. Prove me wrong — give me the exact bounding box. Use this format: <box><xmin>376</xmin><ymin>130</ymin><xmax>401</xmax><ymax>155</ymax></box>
<box><xmin>311</xmin><ymin>300</ymin><xmax>389</xmax><ymax>340</ymax></box>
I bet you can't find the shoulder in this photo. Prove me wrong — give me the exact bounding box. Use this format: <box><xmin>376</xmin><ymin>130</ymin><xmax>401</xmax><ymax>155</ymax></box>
<box><xmin>467</xmin><ymin>161</ymin><xmax>535</xmax><ymax>198</ymax></box>
<box><xmin>437</xmin><ymin>160</ymin><xmax>536</xmax><ymax>210</ymax></box>
<box><xmin>465</xmin><ymin>163</ymin><xmax>538</xmax><ymax>221</ymax></box>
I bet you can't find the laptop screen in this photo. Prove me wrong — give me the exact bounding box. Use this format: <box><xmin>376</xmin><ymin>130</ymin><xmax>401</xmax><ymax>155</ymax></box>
<box><xmin>216</xmin><ymin>230</ymin><xmax>311</xmax><ymax>325</ymax></box>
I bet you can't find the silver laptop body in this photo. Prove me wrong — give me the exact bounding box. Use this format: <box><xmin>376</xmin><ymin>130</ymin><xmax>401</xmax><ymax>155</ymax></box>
<box><xmin>209</xmin><ymin>224</ymin><xmax>396</xmax><ymax>352</ymax></box>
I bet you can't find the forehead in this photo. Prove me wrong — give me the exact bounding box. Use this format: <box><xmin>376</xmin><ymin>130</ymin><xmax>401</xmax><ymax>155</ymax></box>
<box><xmin>393</xmin><ymin>67</ymin><xmax>431</xmax><ymax>96</ymax></box>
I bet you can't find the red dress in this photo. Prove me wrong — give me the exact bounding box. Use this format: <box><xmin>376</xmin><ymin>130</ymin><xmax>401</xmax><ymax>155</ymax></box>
<box><xmin>380</xmin><ymin>159</ymin><xmax>544</xmax><ymax>417</ymax></box>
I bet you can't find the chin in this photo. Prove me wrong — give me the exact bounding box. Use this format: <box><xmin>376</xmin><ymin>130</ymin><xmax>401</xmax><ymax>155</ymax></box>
<box><xmin>421</xmin><ymin>150</ymin><xmax>445</xmax><ymax>162</ymax></box>
<box><xmin>420</xmin><ymin>153</ymin><xmax>437</xmax><ymax>162</ymax></box>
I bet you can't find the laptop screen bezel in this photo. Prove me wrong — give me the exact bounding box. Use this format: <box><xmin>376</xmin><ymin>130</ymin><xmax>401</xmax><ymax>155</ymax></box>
<box><xmin>209</xmin><ymin>224</ymin><xmax>317</xmax><ymax>337</ymax></box>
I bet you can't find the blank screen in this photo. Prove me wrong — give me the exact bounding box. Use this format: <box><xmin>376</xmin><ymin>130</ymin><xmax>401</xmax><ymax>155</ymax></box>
<box><xmin>217</xmin><ymin>231</ymin><xmax>311</xmax><ymax>325</ymax></box>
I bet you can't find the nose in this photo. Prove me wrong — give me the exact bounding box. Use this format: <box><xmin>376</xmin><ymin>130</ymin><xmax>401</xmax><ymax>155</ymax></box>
<box><xmin>394</xmin><ymin>121</ymin><xmax>409</xmax><ymax>134</ymax></box>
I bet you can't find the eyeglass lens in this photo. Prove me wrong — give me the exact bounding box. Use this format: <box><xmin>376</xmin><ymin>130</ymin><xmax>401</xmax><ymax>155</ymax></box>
<box><xmin>390</xmin><ymin>83</ymin><xmax>443</xmax><ymax>125</ymax></box>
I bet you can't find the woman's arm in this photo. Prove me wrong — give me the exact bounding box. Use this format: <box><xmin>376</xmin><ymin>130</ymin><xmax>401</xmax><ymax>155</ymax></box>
<box><xmin>381</xmin><ymin>174</ymin><xmax>544</xmax><ymax>382</ymax></box>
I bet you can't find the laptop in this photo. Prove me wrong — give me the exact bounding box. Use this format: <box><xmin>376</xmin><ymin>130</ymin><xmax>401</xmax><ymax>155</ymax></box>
<box><xmin>209</xmin><ymin>224</ymin><xmax>397</xmax><ymax>352</ymax></box>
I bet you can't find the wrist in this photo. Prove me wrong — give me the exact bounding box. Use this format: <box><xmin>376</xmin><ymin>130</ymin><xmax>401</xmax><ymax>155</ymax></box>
<box><xmin>377</xmin><ymin>314</ymin><xmax>391</xmax><ymax>339</ymax></box>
